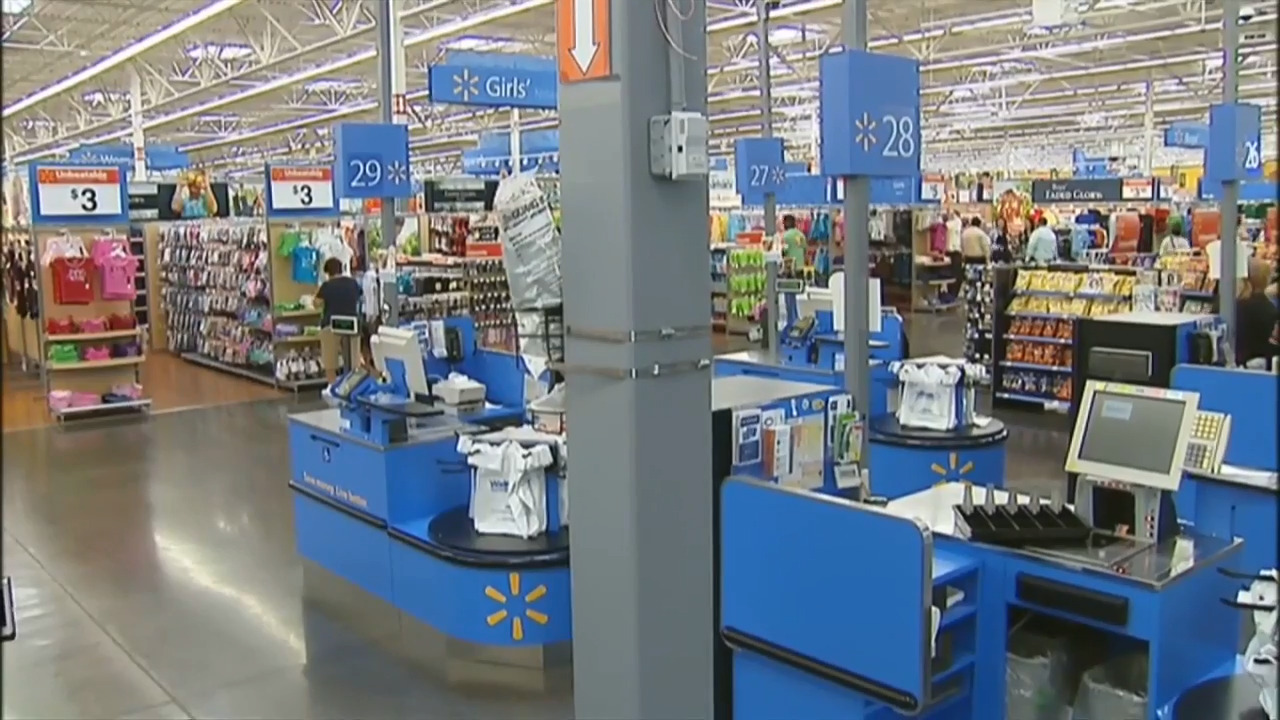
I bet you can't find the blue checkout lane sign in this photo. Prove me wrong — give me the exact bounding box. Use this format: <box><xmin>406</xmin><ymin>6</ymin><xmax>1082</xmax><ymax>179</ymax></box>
<box><xmin>734</xmin><ymin>137</ymin><xmax>786</xmax><ymax>199</ymax></box>
<box><xmin>428</xmin><ymin>63</ymin><xmax>557</xmax><ymax>110</ymax></box>
<box><xmin>819</xmin><ymin>51</ymin><xmax>921</xmax><ymax>178</ymax></box>
<box><xmin>333</xmin><ymin>123</ymin><xmax>413</xmax><ymax>200</ymax></box>
<box><xmin>1206</xmin><ymin>102</ymin><xmax>1263</xmax><ymax>184</ymax></box>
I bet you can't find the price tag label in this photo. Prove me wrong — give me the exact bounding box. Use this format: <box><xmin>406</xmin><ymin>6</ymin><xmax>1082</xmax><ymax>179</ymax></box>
<box><xmin>269</xmin><ymin>166</ymin><xmax>335</xmax><ymax>211</ymax></box>
<box><xmin>920</xmin><ymin>176</ymin><xmax>945</xmax><ymax>202</ymax></box>
<box><xmin>1121</xmin><ymin>179</ymin><xmax>1154</xmax><ymax>201</ymax></box>
<box><xmin>35</xmin><ymin>166</ymin><xmax>123</xmax><ymax>217</ymax></box>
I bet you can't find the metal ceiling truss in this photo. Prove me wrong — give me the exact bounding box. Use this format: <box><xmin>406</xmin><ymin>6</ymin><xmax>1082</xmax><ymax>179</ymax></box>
<box><xmin>3</xmin><ymin>0</ymin><xmax>1276</xmax><ymax>170</ymax></box>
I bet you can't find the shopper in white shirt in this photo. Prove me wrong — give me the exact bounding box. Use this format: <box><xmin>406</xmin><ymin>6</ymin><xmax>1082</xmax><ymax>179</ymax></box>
<box><xmin>1024</xmin><ymin>217</ymin><xmax>1060</xmax><ymax>264</ymax></box>
<box><xmin>960</xmin><ymin>217</ymin><xmax>992</xmax><ymax>263</ymax></box>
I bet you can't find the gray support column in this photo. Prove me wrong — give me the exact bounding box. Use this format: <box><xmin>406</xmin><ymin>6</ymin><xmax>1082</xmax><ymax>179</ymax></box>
<box><xmin>757</xmin><ymin>1</ymin><xmax>780</xmax><ymax>355</ymax></box>
<box><xmin>756</xmin><ymin>1</ymin><xmax>776</xmax><ymax>235</ymax></box>
<box><xmin>842</xmin><ymin>0</ymin><xmax>872</xmax><ymax>451</ymax></box>
<box><xmin>376</xmin><ymin>0</ymin><xmax>400</xmax><ymax>283</ymax></box>
<box><xmin>561</xmin><ymin>1</ymin><xmax>713</xmax><ymax>719</ymax></box>
<box><xmin>1220</xmin><ymin>0</ymin><xmax>1241</xmax><ymax>345</ymax></box>
<box><xmin>1142</xmin><ymin>78</ymin><xmax>1155</xmax><ymax>175</ymax></box>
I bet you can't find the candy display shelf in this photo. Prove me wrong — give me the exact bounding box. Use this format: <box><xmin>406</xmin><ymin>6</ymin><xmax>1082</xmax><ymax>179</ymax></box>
<box><xmin>991</xmin><ymin>265</ymin><xmax>1136</xmax><ymax>414</ymax></box>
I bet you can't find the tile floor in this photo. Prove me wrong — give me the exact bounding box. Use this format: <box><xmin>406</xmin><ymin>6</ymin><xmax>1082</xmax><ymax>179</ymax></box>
<box><xmin>2</xmin><ymin>313</ymin><xmax>1073</xmax><ymax>719</ymax></box>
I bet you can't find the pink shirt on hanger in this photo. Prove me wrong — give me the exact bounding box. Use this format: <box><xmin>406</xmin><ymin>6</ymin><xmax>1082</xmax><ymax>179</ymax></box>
<box><xmin>99</xmin><ymin>255</ymin><xmax>138</xmax><ymax>300</ymax></box>
<box><xmin>91</xmin><ymin>238</ymin><xmax>128</xmax><ymax>266</ymax></box>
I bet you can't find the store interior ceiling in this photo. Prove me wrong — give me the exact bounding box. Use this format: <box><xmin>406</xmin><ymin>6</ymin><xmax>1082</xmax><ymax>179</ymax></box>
<box><xmin>1</xmin><ymin>0</ymin><xmax>1277</xmax><ymax>178</ymax></box>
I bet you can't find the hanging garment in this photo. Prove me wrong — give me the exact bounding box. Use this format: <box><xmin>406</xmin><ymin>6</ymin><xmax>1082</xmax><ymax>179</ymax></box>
<box><xmin>292</xmin><ymin>244</ymin><xmax>320</xmax><ymax>285</ymax></box>
<box><xmin>98</xmin><ymin>254</ymin><xmax>139</xmax><ymax>300</ymax></box>
<box><xmin>50</xmin><ymin>256</ymin><xmax>94</xmax><ymax>304</ymax></box>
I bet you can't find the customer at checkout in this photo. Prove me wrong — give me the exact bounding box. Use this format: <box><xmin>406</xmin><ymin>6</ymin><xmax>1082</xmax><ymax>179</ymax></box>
<box><xmin>1236</xmin><ymin>256</ymin><xmax>1279</xmax><ymax>368</ymax></box>
<box><xmin>1024</xmin><ymin>216</ymin><xmax>1060</xmax><ymax>264</ymax></box>
<box><xmin>315</xmin><ymin>258</ymin><xmax>363</xmax><ymax>383</ymax></box>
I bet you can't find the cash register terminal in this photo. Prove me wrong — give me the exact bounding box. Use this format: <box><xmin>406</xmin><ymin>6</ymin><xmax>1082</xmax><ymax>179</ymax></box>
<box><xmin>1044</xmin><ymin>381</ymin><xmax>1200</xmax><ymax>568</ymax></box>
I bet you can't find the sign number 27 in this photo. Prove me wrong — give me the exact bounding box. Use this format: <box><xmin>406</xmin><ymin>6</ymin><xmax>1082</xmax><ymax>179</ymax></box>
<box><xmin>880</xmin><ymin>115</ymin><xmax>916</xmax><ymax>158</ymax></box>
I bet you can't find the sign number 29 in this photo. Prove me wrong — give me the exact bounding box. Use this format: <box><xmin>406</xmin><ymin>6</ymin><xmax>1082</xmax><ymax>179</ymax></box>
<box><xmin>880</xmin><ymin>114</ymin><xmax>916</xmax><ymax>158</ymax></box>
<box><xmin>348</xmin><ymin>158</ymin><xmax>383</xmax><ymax>188</ymax></box>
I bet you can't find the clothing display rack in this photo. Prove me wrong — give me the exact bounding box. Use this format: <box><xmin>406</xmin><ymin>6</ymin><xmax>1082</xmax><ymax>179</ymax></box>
<box><xmin>962</xmin><ymin>262</ymin><xmax>994</xmax><ymax>380</ymax></box>
<box><xmin>265</xmin><ymin>217</ymin><xmax>342</xmax><ymax>389</ymax></box>
<box><xmin>911</xmin><ymin>206</ymin><xmax>960</xmax><ymax>312</ymax></box>
<box><xmin>3</xmin><ymin>224</ymin><xmax>40</xmax><ymax>372</ymax></box>
<box><xmin>159</xmin><ymin>218</ymin><xmax>277</xmax><ymax>383</ymax></box>
<box><xmin>36</xmin><ymin>227</ymin><xmax>150</xmax><ymax>422</ymax></box>
<box><xmin>991</xmin><ymin>263</ymin><xmax>1137</xmax><ymax>414</ymax></box>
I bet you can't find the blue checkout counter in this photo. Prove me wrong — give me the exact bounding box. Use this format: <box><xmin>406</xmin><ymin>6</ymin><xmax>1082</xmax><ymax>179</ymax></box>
<box><xmin>719</xmin><ymin>380</ymin><xmax>1252</xmax><ymax>720</ymax></box>
<box><xmin>714</xmin><ymin>309</ymin><xmax>905</xmax><ymax>420</ymax></box>
<box><xmin>721</xmin><ymin>479</ymin><xmax>1242</xmax><ymax>720</ymax></box>
<box><xmin>1171</xmin><ymin>364</ymin><xmax>1279</xmax><ymax>575</ymax></box>
<box><xmin>292</xmin><ymin>346</ymin><xmax>864</xmax><ymax>666</ymax></box>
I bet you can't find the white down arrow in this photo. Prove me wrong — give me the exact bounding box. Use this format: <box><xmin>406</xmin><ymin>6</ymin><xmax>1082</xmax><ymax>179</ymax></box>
<box><xmin>570</xmin><ymin>0</ymin><xmax>598</xmax><ymax>72</ymax></box>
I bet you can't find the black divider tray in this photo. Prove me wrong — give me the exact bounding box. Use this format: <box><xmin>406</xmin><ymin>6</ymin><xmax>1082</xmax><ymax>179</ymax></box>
<box><xmin>953</xmin><ymin>504</ymin><xmax>1090</xmax><ymax>548</ymax></box>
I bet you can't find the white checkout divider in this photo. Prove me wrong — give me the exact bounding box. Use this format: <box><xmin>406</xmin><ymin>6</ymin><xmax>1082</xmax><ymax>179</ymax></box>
<box><xmin>720</xmin><ymin>477</ymin><xmax>980</xmax><ymax>720</ymax></box>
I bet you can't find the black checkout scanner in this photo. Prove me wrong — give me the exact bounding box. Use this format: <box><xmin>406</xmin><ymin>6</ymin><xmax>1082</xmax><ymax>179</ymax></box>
<box><xmin>955</xmin><ymin>381</ymin><xmax>1194</xmax><ymax>568</ymax></box>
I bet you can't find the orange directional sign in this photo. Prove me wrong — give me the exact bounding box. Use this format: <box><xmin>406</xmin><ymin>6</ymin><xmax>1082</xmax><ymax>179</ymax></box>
<box><xmin>556</xmin><ymin>0</ymin><xmax>611</xmax><ymax>83</ymax></box>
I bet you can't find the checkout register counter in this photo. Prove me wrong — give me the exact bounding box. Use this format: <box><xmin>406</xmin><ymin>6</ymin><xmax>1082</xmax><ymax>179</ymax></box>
<box><xmin>1170</xmin><ymin>364</ymin><xmax>1279</xmax><ymax>576</ymax></box>
<box><xmin>289</xmin><ymin>329</ymin><xmax>862</xmax><ymax>683</ymax></box>
<box><xmin>714</xmin><ymin>275</ymin><xmax>905</xmax><ymax>419</ymax></box>
<box><xmin>720</xmin><ymin>380</ymin><xmax>1256</xmax><ymax>719</ymax></box>
<box><xmin>288</xmin><ymin>319</ymin><xmax>572</xmax><ymax>670</ymax></box>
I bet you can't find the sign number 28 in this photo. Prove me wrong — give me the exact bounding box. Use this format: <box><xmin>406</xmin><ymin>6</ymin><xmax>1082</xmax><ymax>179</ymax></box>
<box><xmin>880</xmin><ymin>114</ymin><xmax>916</xmax><ymax>158</ymax></box>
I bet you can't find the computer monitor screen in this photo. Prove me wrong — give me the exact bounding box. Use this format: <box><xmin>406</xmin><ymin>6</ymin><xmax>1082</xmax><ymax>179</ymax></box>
<box><xmin>1087</xmin><ymin>347</ymin><xmax>1152</xmax><ymax>383</ymax></box>
<box><xmin>371</xmin><ymin>327</ymin><xmax>431</xmax><ymax>401</ymax></box>
<box><xmin>1066</xmin><ymin>381</ymin><xmax>1198</xmax><ymax>491</ymax></box>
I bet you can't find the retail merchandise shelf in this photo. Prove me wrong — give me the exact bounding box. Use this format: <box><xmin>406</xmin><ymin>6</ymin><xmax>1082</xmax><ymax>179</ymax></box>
<box><xmin>279</xmin><ymin>377</ymin><xmax>328</xmax><ymax>391</ymax></box>
<box><xmin>47</xmin><ymin>356</ymin><xmax>146</xmax><ymax>372</ymax></box>
<box><xmin>999</xmin><ymin>361</ymin><xmax>1071</xmax><ymax>372</ymax></box>
<box><xmin>46</xmin><ymin>329</ymin><xmax>141</xmax><ymax>342</ymax></box>
<box><xmin>52</xmin><ymin>398</ymin><xmax>152</xmax><ymax>417</ymax></box>
<box><xmin>277</xmin><ymin>335</ymin><xmax>322</xmax><ymax>345</ymax></box>
<box><xmin>1015</xmin><ymin>290</ymin><xmax>1128</xmax><ymax>301</ymax></box>
<box><xmin>276</xmin><ymin>308</ymin><xmax>321</xmax><ymax>318</ymax></box>
<box><xmin>1005</xmin><ymin>334</ymin><xmax>1071</xmax><ymax>345</ymax></box>
<box><xmin>181</xmin><ymin>352</ymin><xmax>275</xmax><ymax>385</ymax></box>
<box><xmin>994</xmin><ymin>391</ymin><xmax>1069</xmax><ymax>411</ymax></box>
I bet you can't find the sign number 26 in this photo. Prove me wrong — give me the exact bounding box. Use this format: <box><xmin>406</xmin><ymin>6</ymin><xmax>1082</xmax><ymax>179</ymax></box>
<box><xmin>880</xmin><ymin>115</ymin><xmax>916</xmax><ymax>158</ymax></box>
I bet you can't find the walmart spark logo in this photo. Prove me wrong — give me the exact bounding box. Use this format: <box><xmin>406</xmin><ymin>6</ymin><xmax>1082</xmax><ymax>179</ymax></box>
<box><xmin>453</xmin><ymin>69</ymin><xmax>481</xmax><ymax>102</ymax></box>
<box><xmin>932</xmin><ymin>452</ymin><xmax>974</xmax><ymax>482</ymax></box>
<box><xmin>485</xmin><ymin>572</ymin><xmax>549</xmax><ymax>642</ymax></box>
<box><xmin>855</xmin><ymin>112</ymin><xmax>878</xmax><ymax>152</ymax></box>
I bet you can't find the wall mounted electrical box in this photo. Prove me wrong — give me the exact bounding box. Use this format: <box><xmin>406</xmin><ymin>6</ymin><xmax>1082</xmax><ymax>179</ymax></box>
<box><xmin>649</xmin><ymin>111</ymin><xmax>710</xmax><ymax>180</ymax></box>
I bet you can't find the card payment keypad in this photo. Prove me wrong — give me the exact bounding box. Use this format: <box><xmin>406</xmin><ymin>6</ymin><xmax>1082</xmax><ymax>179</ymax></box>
<box><xmin>1182</xmin><ymin>411</ymin><xmax>1230</xmax><ymax>473</ymax></box>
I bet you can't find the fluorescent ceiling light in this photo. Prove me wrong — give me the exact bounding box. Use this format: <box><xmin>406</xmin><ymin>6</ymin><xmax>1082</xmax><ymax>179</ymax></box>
<box><xmin>2</xmin><ymin>0</ymin><xmax>247</xmax><ymax>119</ymax></box>
<box><xmin>186</xmin><ymin>43</ymin><xmax>254</xmax><ymax>62</ymax></box>
<box><xmin>2</xmin><ymin>0</ymin><xmax>31</xmax><ymax>14</ymax></box>
<box><xmin>304</xmin><ymin>79</ymin><xmax>366</xmax><ymax>92</ymax></box>
<box><xmin>82</xmin><ymin>90</ymin><xmax>127</xmax><ymax>105</ymax></box>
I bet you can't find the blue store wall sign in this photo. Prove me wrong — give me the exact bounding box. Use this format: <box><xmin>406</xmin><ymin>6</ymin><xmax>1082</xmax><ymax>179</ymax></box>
<box><xmin>428</xmin><ymin>52</ymin><xmax>557</xmax><ymax>110</ymax></box>
<box><xmin>1031</xmin><ymin>178</ymin><xmax>1124</xmax><ymax>203</ymax></box>
<box><xmin>67</xmin><ymin>143</ymin><xmax>190</xmax><ymax>171</ymax></box>
<box><xmin>1165</xmin><ymin>122</ymin><xmax>1209</xmax><ymax>149</ymax></box>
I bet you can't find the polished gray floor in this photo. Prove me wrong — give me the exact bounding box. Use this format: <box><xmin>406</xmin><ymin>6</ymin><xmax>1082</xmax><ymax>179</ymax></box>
<box><xmin>2</xmin><ymin>312</ymin><xmax>1071</xmax><ymax>719</ymax></box>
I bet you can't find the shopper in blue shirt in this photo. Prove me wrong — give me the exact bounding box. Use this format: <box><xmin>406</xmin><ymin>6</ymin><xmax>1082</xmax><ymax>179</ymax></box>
<box><xmin>1024</xmin><ymin>217</ymin><xmax>1059</xmax><ymax>264</ymax></box>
